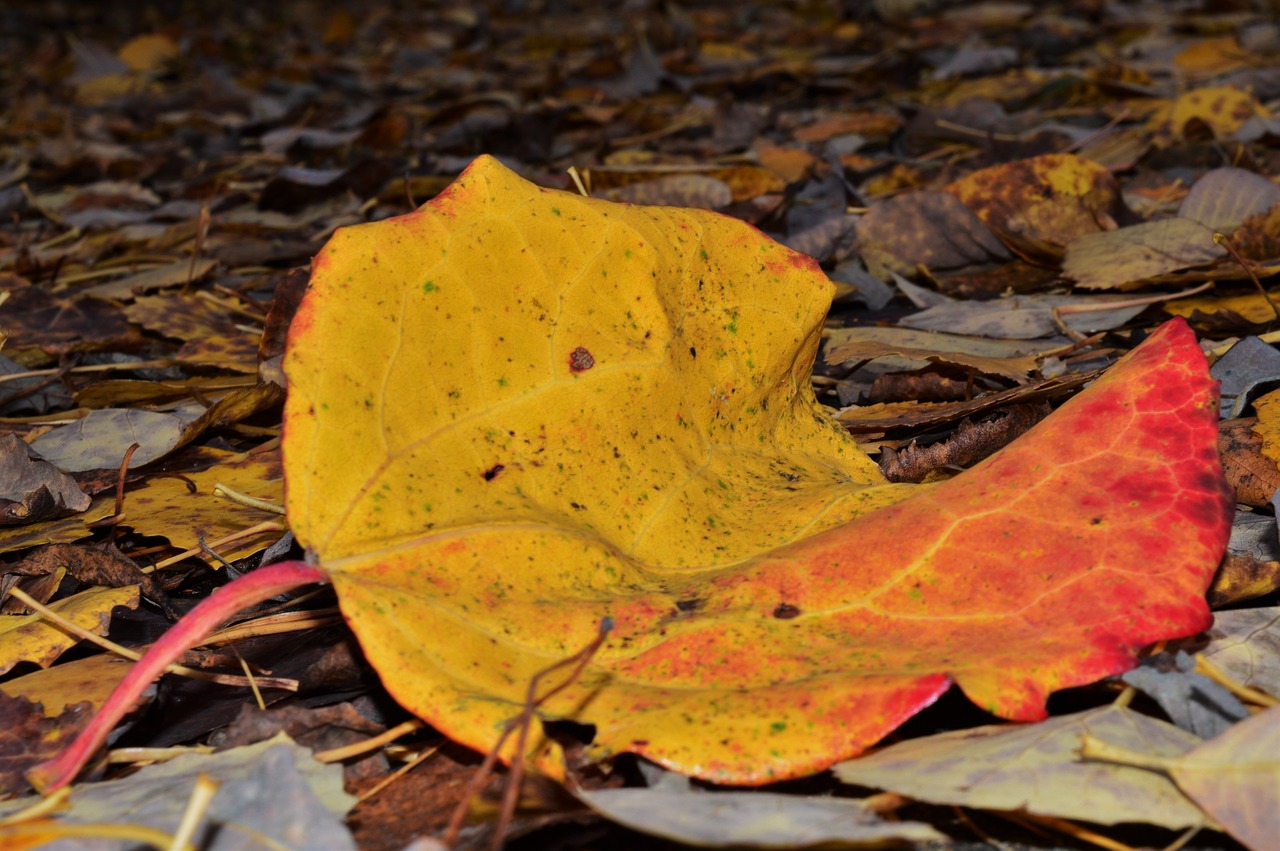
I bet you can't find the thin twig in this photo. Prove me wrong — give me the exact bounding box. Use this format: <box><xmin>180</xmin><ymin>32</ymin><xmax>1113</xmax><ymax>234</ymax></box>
<box><xmin>212</xmin><ymin>484</ymin><xmax>285</xmax><ymax>515</ymax></box>
<box><xmin>316</xmin><ymin>720</ymin><xmax>426</xmax><ymax>763</ymax></box>
<box><xmin>109</xmin><ymin>443</ymin><xmax>141</xmax><ymax>548</ymax></box>
<box><xmin>356</xmin><ymin>743</ymin><xmax>441</xmax><ymax>804</ymax></box>
<box><xmin>167</xmin><ymin>774</ymin><xmax>218</xmax><ymax>851</ymax></box>
<box><xmin>1214</xmin><ymin>230</ymin><xmax>1280</xmax><ymax>325</ymax></box>
<box><xmin>440</xmin><ymin>618</ymin><xmax>614</xmax><ymax>849</ymax></box>
<box><xmin>145</xmin><ymin>520</ymin><xmax>287</xmax><ymax>573</ymax></box>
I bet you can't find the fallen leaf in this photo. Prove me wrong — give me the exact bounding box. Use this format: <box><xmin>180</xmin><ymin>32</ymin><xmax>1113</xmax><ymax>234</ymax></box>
<box><xmin>1119</xmin><ymin>651</ymin><xmax>1248</xmax><ymax>738</ymax></box>
<box><xmin>833</xmin><ymin>705</ymin><xmax>1207</xmax><ymax>829</ymax></box>
<box><xmin>0</xmin><ymin>286</ymin><xmax>132</xmax><ymax>356</ymax></box>
<box><xmin>575</xmin><ymin>787</ymin><xmax>944</xmax><ymax>848</ymax></box>
<box><xmin>824</xmin><ymin>339</ymin><xmax>1040</xmax><ymax>382</ymax></box>
<box><xmin>1209</xmin><ymin>512</ymin><xmax>1280</xmax><ymax>607</ymax></box>
<box><xmin>1213</xmin><ymin>335</ymin><xmax>1280</xmax><ymax>418</ymax></box>
<box><xmin>120</xmin><ymin>446</ymin><xmax>284</xmax><ymax>560</ymax></box>
<box><xmin>9</xmin><ymin>542</ymin><xmax>177</xmax><ymax>620</ymax></box>
<box><xmin>0</xmin><ymin>734</ymin><xmax>357</xmax><ymax>851</ymax></box>
<box><xmin>1170</xmin><ymin>703</ymin><xmax>1280</xmax><ymax>851</ymax></box>
<box><xmin>1177</xmin><ymin>166</ymin><xmax>1280</xmax><ymax>232</ymax></box>
<box><xmin>0</xmin><ymin>495</ymin><xmax>116</xmax><ymax>557</ymax></box>
<box><xmin>597</xmin><ymin>174</ymin><xmax>733</xmax><ymax>209</ymax></box>
<box><xmin>80</xmin><ymin>257</ymin><xmax>217</xmax><ymax>299</ymax></box>
<box><xmin>0</xmin><ymin>653</ymin><xmax>137</xmax><ymax>716</ymax></box>
<box><xmin>823</xmin><ymin>325</ymin><xmax>1050</xmax><ymax>360</ymax></box>
<box><xmin>0</xmin><ymin>693</ymin><xmax>94</xmax><ymax>798</ymax></box>
<box><xmin>1218</xmin><ymin>418</ymin><xmax>1280</xmax><ymax>508</ymax></box>
<box><xmin>117</xmin><ymin>33</ymin><xmax>179</xmax><ymax>74</ymax></box>
<box><xmin>1202</xmin><ymin>607</ymin><xmax>1280</xmax><ymax>698</ymax></box>
<box><xmin>29</xmin><ymin>408</ymin><xmax>200</xmax><ymax>473</ymax></box>
<box><xmin>1251</xmin><ymin>388</ymin><xmax>1280</xmax><ymax>467</ymax></box>
<box><xmin>1163</xmin><ymin>289</ymin><xmax>1280</xmax><ymax>327</ymax></box>
<box><xmin>1149</xmin><ymin>85</ymin><xmax>1271</xmax><ymax>144</ymax></box>
<box><xmin>877</xmin><ymin>403</ymin><xmax>1049</xmax><ymax>483</ymax></box>
<box><xmin>283</xmin><ymin>156</ymin><xmax>1232</xmax><ymax>783</ymax></box>
<box><xmin>1063</xmin><ymin>217</ymin><xmax>1225</xmax><ymax>290</ymax></box>
<box><xmin>855</xmin><ymin>190</ymin><xmax>1010</xmax><ymax>280</ymax></box>
<box><xmin>898</xmin><ymin>292</ymin><xmax>1149</xmax><ymax>339</ymax></box>
<box><xmin>944</xmin><ymin>153</ymin><xmax>1123</xmax><ymax>254</ymax></box>
<box><xmin>0</xmin><ymin>352</ymin><xmax>73</xmax><ymax>416</ymax></box>
<box><xmin>0</xmin><ymin>435</ymin><xmax>91</xmax><ymax>525</ymax></box>
<box><xmin>0</xmin><ymin>585</ymin><xmax>139</xmax><ymax>675</ymax></box>
<box><xmin>125</xmin><ymin>294</ymin><xmax>260</xmax><ymax>372</ymax></box>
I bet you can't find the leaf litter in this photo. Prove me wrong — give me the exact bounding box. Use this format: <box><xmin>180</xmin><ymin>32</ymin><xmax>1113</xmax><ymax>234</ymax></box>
<box><xmin>1</xmin><ymin>1</ymin><xmax>1280</xmax><ymax>849</ymax></box>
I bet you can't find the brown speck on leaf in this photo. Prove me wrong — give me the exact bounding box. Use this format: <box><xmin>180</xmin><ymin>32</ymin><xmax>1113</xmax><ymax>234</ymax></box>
<box><xmin>569</xmin><ymin>346</ymin><xmax>595</xmax><ymax>372</ymax></box>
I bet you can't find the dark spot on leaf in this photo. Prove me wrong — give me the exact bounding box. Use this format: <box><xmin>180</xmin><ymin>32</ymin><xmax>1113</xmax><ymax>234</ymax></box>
<box><xmin>1091</xmin><ymin>517</ymin><xmax>1103</xmax><ymax>525</ymax></box>
<box><xmin>689</xmin><ymin>346</ymin><xmax>697</xmax><ymax>358</ymax></box>
<box><xmin>482</xmin><ymin>464</ymin><xmax>505</xmax><ymax>481</ymax></box>
<box><xmin>675</xmin><ymin>598</ymin><xmax>701</xmax><ymax>612</ymax></box>
<box><xmin>569</xmin><ymin>346</ymin><xmax>595</xmax><ymax>372</ymax></box>
<box><xmin>570</xmin><ymin>501</ymin><xmax>586</xmax><ymax>510</ymax></box>
<box><xmin>773</xmin><ymin>603</ymin><xmax>801</xmax><ymax>619</ymax></box>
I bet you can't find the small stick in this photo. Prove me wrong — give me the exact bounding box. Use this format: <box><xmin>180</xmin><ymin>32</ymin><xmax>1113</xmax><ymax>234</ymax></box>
<box><xmin>440</xmin><ymin>618</ymin><xmax>614</xmax><ymax>849</ymax></box>
<box><xmin>167</xmin><ymin>774</ymin><xmax>218</xmax><ymax>851</ymax></box>
<box><xmin>212</xmin><ymin>484</ymin><xmax>285</xmax><ymax>515</ymax></box>
<box><xmin>316</xmin><ymin>720</ymin><xmax>426</xmax><ymax>764</ymax></box>
<box><xmin>356</xmin><ymin>743</ymin><xmax>441</xmax><ymax>804</ymax></box>
<box><xmin>109</xmin><ymin>443</ymin><xmax>142</xmax><ymax>548</ymax></box>
<box><xmin>1214</xmin><ymin>231</ymin><xmax>1280</xmax><ymax>325</ymax></box>
<box><xmin>146</xmin><ymin>520</ymin><xmax>286</xmax><ymax>573</ymax></box>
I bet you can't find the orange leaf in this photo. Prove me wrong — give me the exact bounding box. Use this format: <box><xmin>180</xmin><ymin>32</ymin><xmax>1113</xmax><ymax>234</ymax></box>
<box><xmin>283</xmin><ymin>155</ymin><xmax>1232</xmax><ymax>784</ymax></box>
<box><xmin>944</xmin><ymin>153</ymin><xmax>1124</xmax><ymax>254</ymax></box>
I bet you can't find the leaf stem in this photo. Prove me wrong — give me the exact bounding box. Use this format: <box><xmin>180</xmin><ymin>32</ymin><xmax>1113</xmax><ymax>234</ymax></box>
<box><xmin>1078</xmin><ymin>734</ymin><xmax>1179</xmax><ymax>774</ymax></box>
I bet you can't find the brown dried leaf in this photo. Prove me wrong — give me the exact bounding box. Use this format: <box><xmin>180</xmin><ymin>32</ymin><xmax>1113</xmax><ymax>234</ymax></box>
<box><xmin>878</xmin><ymin>403</ymin><xmax>1051</xmax><ymax>483</ymax></box>
<box><xmin>856</xmin><ymin>191</ymin><xmax>1010</xmax><ymax>279</ymax></box>
<box><xmin>1219</xmin><ymin>418</ymin><xmax>1280</xmax><ymax>507</ymax></box>
<box><xmin>0</xmin><ymin>435</ymin><xmax>91</xmax><ymax>526</ymax></box>
<box><xmin>1063</xmin><ymin>217</ymin><xmax>1225</xmax><ymax>290</ymax></box>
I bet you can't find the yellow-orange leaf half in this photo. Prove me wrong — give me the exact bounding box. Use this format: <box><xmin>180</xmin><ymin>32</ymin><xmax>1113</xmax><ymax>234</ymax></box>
<box><xmin>283</xmin><ymin>155</ymin><xmax>1233</xmax><ymax>784</ymax></box>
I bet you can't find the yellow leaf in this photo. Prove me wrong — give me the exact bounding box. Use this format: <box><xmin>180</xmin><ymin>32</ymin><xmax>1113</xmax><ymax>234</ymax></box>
<box><xmin>1252</xmin><ymin>389</ymin><xmax>1280</xmax><ymax>467</ymax></box>
<box><xmin>0</xmin><ymin>586</ymin><xmax>139</xmax><ymax>675</ymax></box>
<box><xmin>1148</xmin><ymin>85</ymin><xmax>1270</xmax><ymax>144</ymax></box>
<box><xmin>1164</xmin><ymin>291</ymin><xmax>1280</xmax><ymax>326</ymax></box>
<box><xmin>122</xmin><ymin>447</ymin><xmax>283</xmax><ymax>560</ymax></box>
<box><xmin>117</xmin><ymin>34</ymin><xmax>179</xmax><ymax>74</ymax></box>
<box><xmin>286</xmin><ymin>155</ymin><xmax>901</xmax><ymax>566</ymax></box>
